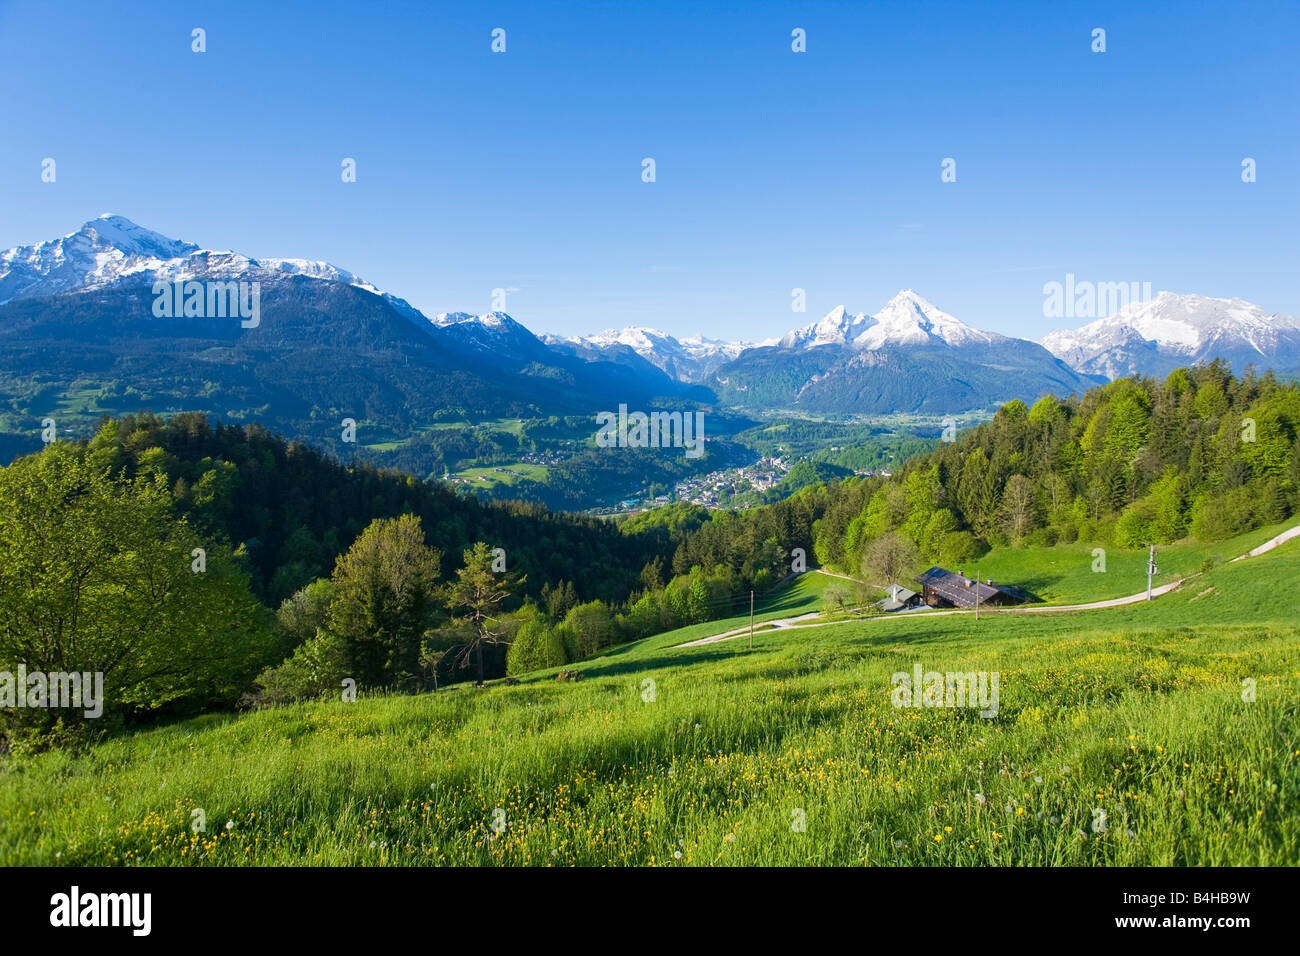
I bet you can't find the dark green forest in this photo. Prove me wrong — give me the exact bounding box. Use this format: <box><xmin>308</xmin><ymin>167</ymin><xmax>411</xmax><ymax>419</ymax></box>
<box><xmin>74</xmin><ymin>412</ymin><xmax>663</xmax><ymax>608</ymax></box>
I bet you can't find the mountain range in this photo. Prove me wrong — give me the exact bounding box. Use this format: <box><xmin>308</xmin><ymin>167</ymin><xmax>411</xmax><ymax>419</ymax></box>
<box><xmin>1</xmin><ymin>216</ymin><xmax>1295</xmax><ymax>467</ymax></box>
<box><xmin>0</xmin><ymin>214</ymin><xmax>428</xmax><ymax>322</ymax></box>
<box><xmin>696</xmin><ymin>290</ymin><xmax>1098</xmax><ymax>414</ymax></box>
<box><xmin>0</xmin><ymin>215</ymin><xmax>688</xmax><ymax>401</ymax></box>
<box><xmin>0</xmin><ymin>216</ymin><xmax>703</xmax><ymax>473</ymax></box>
<box><xmin>543</xmin><ymin>327</ymin><xmax>753</xmax><ymax>383</ymax></box>
<box><xmin>1040</xmin><ymin>292</ymin><xmax>1300</xmax><ymax>380</ymax></box>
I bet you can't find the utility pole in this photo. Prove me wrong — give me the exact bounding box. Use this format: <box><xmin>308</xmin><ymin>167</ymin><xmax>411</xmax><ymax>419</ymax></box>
<box><xmin>1146</xmin><ymin>544</ymin><xmax>1157</xmax><ymax>601</ymax></box>
<box><xmin>749</xmin><ymin>590</ymin><xmax>755</xmax><ymax>650</ymax></box>
<box><xmin>974</xmin><ymin>566</ymin><xmax>979</xmax><ymax>622</ymax></box>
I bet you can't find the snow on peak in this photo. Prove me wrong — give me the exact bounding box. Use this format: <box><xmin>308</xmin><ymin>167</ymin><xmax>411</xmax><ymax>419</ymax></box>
<box><xmin>555</xmin><ymin>324</ymin><xmax>751</xmax><ymax>381</ymax></box>
<box><xmin>578</xmin><ymin>326</ymin><xmax>675</xmax><ymax>352</ymax></box>
<box><xmin>431</xmin><ymin>310</ymin><xmax>524</xmax><ymax>332</ymax></box>
<box><xmin>0</xmin><ymin>214</ymin><xmax>201</xmax><ymax>303</ymax></box>
<box><xmin>779</xmin><ymin>291</ymin><xmax>996</xmax><ymax>351</ymax></box>
<box><xmin>1043</xmin><ymin>291</ymin><xmax>1300</xmax><ymax>356</ymax></box>
<box><xmin>76</xmin><ymin>214</ymin><xmax>199</xmax><ymax>260</ymax></box>
<box><xmin>858</xmin><ymin>289</ymin><xmax>994</xmax><ymax>348</ymax></box>
<box><xmin>679</xmin><ymin>332</ymin><xmax>750</xmax><ymax>360</ymax></box>
<box><xmin>1117</xmin><ymin>291</ymin><xmax>1298</xmax><ymax>348</ymax></box>
<box><xmin>779</xmin><ymin>304</ymin><xmax>863</xmax><ymax>348</ymax></box>
<box><xmin>563</xmin><ymin>324</ymin><xmax>749</xmax><ymax>358</ymax></box>
<box><xmin>0</xmin><ymin>215</ymin><xmax>423</xmax><ymax>319</ymax></box>
<box><xmin>1041</xmin><ymin>291</ymin><xmax>1300</xmax><ymax>379</ymax></box>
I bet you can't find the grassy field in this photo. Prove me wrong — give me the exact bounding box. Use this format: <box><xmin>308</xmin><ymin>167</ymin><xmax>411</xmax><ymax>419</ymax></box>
<box><xmin>362</xmin><ymin>417</ymin><xmax>559</xmax><ymax>452</ymax></box>
<box><xmin>447</xmin><ymin>462</ymin><xmax>550</xmax><ymax>488</ymax></box>
<box><xmin>972</xmin><ymin>519</ymin><xmax>1300</xmax><ymax>605</ymax></box>
<box><xmin>1</xmin><ymin>529</ymin><xmax>1296</xmax><ymax>867</ymax></box>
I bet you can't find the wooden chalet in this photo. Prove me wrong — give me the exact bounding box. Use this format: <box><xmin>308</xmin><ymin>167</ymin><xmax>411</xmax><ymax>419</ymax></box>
<box><xmin>914</xmin><ymin>567</ymin><xmax>1025</xmax><ymax>610</ymax></box>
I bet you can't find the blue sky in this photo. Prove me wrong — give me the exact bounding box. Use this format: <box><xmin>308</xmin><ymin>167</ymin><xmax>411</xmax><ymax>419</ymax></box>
<box><xmin>1</xmin><ymin>0</ymin><xmax>1296</xmax><ymax>341</ymax></box>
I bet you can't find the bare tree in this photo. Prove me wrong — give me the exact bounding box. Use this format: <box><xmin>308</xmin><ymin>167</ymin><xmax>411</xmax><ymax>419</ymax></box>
<box><xmin>861</xmin><ymin>532</ymin><xmax>921</xmax><ymax>592</ymax></box>
<box><xmin>419</xmin><ymin>644</ymin><xmax>449</xmax><ymax>692</ymax></box>
<box><xmin>999</xmin><ymin>474</ymin><xmax>1038</xmax><ymax>541</ymax></box>
<box><xmin>823</xmin><ymin>583</ymin><xmax>851</xmax><ymax>613</ymax></box>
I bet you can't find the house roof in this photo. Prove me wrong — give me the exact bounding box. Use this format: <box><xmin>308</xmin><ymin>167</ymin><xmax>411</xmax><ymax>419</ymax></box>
<box><xmin>878</xmin><ymin>586</ymin><xmax>918</xmax><ymax>612</ymax></box>
<box><xmin>914</xmin><ymin>567</ymin><xmax>1009</xmax><ymax>608</ymax></box>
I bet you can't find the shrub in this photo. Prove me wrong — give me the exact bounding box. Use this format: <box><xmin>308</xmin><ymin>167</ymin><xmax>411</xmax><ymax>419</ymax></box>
<box><xmin>249</xmin><ymin>628</ymin><xmax>349</xmax><ymax>706</ymax></box>
<box><xmin>1190</xmin><ymin>486</ymin><xmax>1257</xmax><ymax>542</ymax></box>
<box><xmin>506</xmin><ymin>616</ymin><xmax>568</xmax><ymax>675</ymax></box>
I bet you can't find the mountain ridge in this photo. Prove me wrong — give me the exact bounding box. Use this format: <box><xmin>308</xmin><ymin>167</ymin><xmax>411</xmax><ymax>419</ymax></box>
<box><xmin>4</xmin><ymin>216</ymin><xmax>1295</xmax><ymax>424</ymax></box>
<box><xmin>544</xmin><ymin>326</ymin><xmax>754</xmax><ymax>382</ymax></box>
<box><xmin>705</xmin><ymin>291</ymin><xmax>1101</xmax><ymax>414</ymax></box>
<box><xmin>1041</xmin><ymin>291</ymin><xmax>1300</xmax><ymax>379</ymax></box>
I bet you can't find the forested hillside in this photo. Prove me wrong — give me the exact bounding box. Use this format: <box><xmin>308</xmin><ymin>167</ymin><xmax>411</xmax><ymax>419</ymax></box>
<box><xmin>0</xmin><ymin>276</ymin><xmax>693</xmax><ymax>474</ymax></box>
<box><xmin>0</xmin><ymin>412</ymin><xmax>790</xmax><ymax>745</ymax></box>
<box><xmin>80</xmin><ymin>412</ymin><xmax>662</xmax><ymax>607</ymax></box>
<box><xmin>661</xmin><ymin>363</ymin><xmax>1300</xmax><ymax>580</ymax></box>
<box><xmin>810</xmin><ymin>361</ymin><xmax>1300</xmax><ymax>572</ymax></box>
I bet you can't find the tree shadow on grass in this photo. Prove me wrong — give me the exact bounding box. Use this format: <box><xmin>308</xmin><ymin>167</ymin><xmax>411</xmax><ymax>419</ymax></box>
<box><xmin>1002</xmin><ymin>578</ymin><xmax>1051</xmax><ymax>602</ymax></box>
<box><xmin>516</xmin><ymin>646</ymin><xmax>744</xmax><ymax>684</ymax></box>
<box><xmin>751</xmin><ymin>592</ymin><xmax>823</xmax><ymax>617</ymax></box>
<box><xmin>530</xmin><ymin>620</ymin><xmax>992</xmax><ymax>688</ymax></box>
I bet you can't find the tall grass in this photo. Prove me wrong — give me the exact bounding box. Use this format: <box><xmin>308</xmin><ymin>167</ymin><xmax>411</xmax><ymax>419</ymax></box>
<box><xmin>1</xmin><ymin>534</ymin><xmax>1296</xmax><ymax>866</ymax></box>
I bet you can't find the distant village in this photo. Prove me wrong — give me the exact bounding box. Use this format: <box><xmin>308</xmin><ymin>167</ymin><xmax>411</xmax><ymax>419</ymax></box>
<box><xmin>589</xmin><ymin>455</ymin><xmax>894</xmax><ymax>516</ymax></box>
<box><xmin>438</xmin><ymin>437</ymin><xmax>898</xmax><ymax>517</ymax></box>
<box><xmin>578</xmin><ymin>455</ymin><xmax>787</xmax><ymax>515</ymax></box>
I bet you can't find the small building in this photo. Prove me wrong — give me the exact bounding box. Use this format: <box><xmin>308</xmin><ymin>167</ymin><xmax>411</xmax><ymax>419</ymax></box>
<box><xmin>879</xmin><ymin>584</ymin><xmax>920</xmax><ymax>612</ymax></box>
<box><xmin>914</xmin><ymin>567</ymin><xmax>1026</xmax><ymax>610</ymax></box>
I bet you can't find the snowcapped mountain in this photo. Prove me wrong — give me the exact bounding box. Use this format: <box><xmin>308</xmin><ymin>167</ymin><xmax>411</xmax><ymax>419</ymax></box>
<box><xmin>0</xmin><ymin>216</ymin><xmax>717</xmax><ymax>391</ymax></box>
<box><xmin>778</xmin><ymin>291</ymin><xmax>999</xmax><ymax>351</ymax></box>
<box><xmin>423</xmin><ymin>312</ymin><xmax>688</xmax><ymax>393</ymax></box>
<box><xmin>711</xmin><ymin>290</ymin><xmax>1097</xmax><ymax>414</ymax></box>
<box><xmin>0</xmin><ymin>217</ymin><xmax>700</xmax><ymax>458</ymax></box>
<box><xmin>778</xmin><ymin>305</ymin><xmax>863</xmax><ymax>349</ymax></box>
<box><xmin>0</xmin><ymin>215</ymin><xmax>198</xmax><ymax>302</ymax></box>
<box><xmin>680</xmin><ymin>333</ymin><xmax>756</xmax><ymax>361</ymax></box>
<box><xmin>1041</xmin><ymin>292</ymin><xmax>1300</xmax><ymax>379</ymax></box>
<box><xmin>427</xmin><ymin>310</ymin><xmax>554</xmax><ymax>359</ymax></box>
<box><xmin>0</xmin><ymin>214</ymin><xmax>427</xmax><ymax>322</ymax></box>
<box><xmin>545</xmin><ymin>326</ymin><xmax>753</xmax><ymax>382</ymax></box>
<box><xmin>23</xmin><ymin>216</ymin><xmax>1280</xmax><ymax>428</ymax></box>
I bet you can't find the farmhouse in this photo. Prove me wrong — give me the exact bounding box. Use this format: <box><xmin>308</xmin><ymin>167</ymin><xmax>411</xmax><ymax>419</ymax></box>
<box><xmin>914</xmin><ymin>567</ymin><xmax>1027</xmax><ymax>610</ymax></box>
<box><xmin>879</xmin><ymin>584</ymin><xmax>920</xmax><ymax>612</ymax></box>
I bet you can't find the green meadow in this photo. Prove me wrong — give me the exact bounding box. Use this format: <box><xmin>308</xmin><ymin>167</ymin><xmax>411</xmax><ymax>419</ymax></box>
<box><xmin>447</xmin><ymin>462</ymin><xmax>550</xmax><ymax>488</ymax></box>
<box><xmin>1</xmin><ymin>529</ymin><xmax>1296</xmax><ymax>867</ymax></box>
<box><xmin>972</xmin><ymin>519</ymin><xmax>1300</xmax><ymax>605</ymax></box>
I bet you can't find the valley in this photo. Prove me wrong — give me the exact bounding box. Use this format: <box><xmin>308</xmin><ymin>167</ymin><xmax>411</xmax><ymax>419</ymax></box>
<box><xmin>2</xmin><ymin>218</ymin><xmax>1298</xmax><ymax>872</ymax></box>
<box><xmin>4</xmin><ymin>217</ymin><xmax>1298</xmax><ymax>521</ymax></box>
